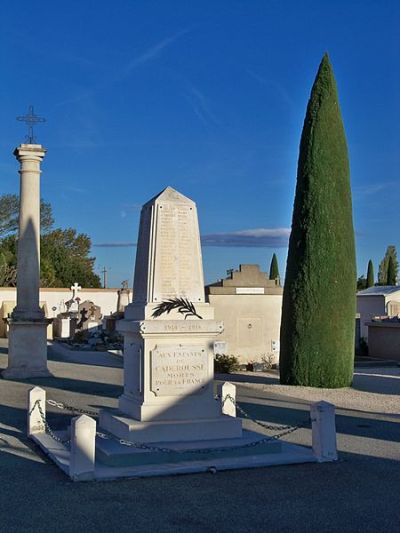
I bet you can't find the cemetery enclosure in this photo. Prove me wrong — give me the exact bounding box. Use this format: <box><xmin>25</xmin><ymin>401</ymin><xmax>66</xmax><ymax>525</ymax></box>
<box><xmin>0</xmin><ymin>287</ymin><xmax>126</xmax><ymax>337</ymax></box>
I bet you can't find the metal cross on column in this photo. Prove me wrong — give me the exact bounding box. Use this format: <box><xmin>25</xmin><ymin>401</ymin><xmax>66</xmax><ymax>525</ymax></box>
<box><xmin>16</xmin><ymin>105</ymin><xmax>46</xmax><ymax>144</ymax></box>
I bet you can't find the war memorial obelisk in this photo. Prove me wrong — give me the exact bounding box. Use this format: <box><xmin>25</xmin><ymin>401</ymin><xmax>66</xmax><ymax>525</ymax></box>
<box><xmin>100</xmin><ymin>187</ymin><xmax>242</xmax><ymax>442</ymax></box>
<box><xmin>2</xmin><ymin>107</ymin><xmax>51</xmax><ymax>379</ymax></box>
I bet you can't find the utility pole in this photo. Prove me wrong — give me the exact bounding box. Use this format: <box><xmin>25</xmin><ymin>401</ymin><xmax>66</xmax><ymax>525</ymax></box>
<box><xmin>101</xmin><ymin>267</ymin><xmax>108</xmax><ymax>289</ymax></box>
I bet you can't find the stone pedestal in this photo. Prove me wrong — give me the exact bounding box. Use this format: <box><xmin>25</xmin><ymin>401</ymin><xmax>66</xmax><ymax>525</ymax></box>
<box><xmin>53</xmin><ymin>316</ymin><xmax>77</xmax><ymax>339</ymax></box>
<box><xmin>101</xmin><ymin>312</ymin><xmax>241</xmax><ymax>442</ymax></box>
<box><xmin>3</xmin><ymin>319</ymin><xmax>52</xmax><ymax>379</ymax></box>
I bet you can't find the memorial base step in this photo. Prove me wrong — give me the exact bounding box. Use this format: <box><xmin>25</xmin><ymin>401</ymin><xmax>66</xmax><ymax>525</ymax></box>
<box><xmin>99</xmin><ymin>408</ymin><xmax>243</xmax><ymax>443</ymax></box>
<box><xmin>95</xmin><ymin>429</ymin><xmax>282</xmax><ymax>467</ymax></box>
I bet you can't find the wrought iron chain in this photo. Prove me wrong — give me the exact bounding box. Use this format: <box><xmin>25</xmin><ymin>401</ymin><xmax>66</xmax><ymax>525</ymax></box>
<box><xmin>30</xmin><ymin>400</ymin><xmax>70</xmax><ymax>446</ymax></box>
<box><xmin>96</xmin><ymin>421</ymin><xmax>306</xmax><ymax>455</ymax></box>
<box><xmin>219</xmin><ymin>393</ymin><xmax>311</xmax><ymax>432</ymax></box>
<box><xmin>46</xmin><ymin>399</ymin><xmax>98</xmax><ymax>418</ymax></box>
<box><xmin>29</xmin><ymin>393</ymin><xmax>310</xmax><ymax>454</ymax></box>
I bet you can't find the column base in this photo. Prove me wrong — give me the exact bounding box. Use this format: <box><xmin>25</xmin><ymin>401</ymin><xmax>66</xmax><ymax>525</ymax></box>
<box><xmin>3</xmin><ymin>319</ymin><xmax>52</xmax><ymax>380</ymax></box>
<box><xmin>2</xmin><ymin>367</ymin><xmax>53</xmax><ymax>380</ymax></box>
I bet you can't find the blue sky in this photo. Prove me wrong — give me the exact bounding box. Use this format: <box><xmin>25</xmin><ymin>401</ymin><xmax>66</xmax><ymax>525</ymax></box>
<box><xmin>0</xmin><ymin>0</ymin><xmax>399</xmax><ymax>287</ymax></box>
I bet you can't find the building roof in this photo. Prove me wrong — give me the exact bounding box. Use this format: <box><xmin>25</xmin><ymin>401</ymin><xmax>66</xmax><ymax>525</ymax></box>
<box><xmin>206</xmin><ymin>264</ymin><xmax>283</xmax><ymax>295</ymax></box>
<box><xmin>357</xmin><ymin>286</ymin><xmax>400</xmax><ymax>296</ymax></box>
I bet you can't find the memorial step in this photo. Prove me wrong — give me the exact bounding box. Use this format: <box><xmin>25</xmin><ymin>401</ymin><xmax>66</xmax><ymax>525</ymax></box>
<box><xmin>95</xmin><ymin>429</ymin><xmax>282</xmax><ymax>467</ymax></box>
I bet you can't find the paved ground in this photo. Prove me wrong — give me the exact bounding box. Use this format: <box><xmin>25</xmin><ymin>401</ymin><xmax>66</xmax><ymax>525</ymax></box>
<box><xmin>0</xmin><ymin>340</ymin><xmax>399</xmax><ymax>533</ymax></box>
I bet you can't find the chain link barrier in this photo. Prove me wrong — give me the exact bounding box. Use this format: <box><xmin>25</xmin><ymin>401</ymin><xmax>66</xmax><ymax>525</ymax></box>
<box><xmin>46</xmin><ymin>399</ymin><xmax>98</xmax><ymax>418</ymax></box>
<box><xmin>30</xmin><ymin>394</ymin><xmax>310</xmax><ymax>455</ymax></box>
<box><xmin>220</xmin><ymin>393</ymin><xmax>310</xmax><ymax>432</ymax></box>
<box><xmin>29</xmin><ymin>399</ymin><xmax>71</xmax><ymax>446</ymax></box>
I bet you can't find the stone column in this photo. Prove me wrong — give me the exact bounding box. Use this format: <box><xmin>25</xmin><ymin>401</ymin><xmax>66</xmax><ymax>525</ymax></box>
<box><xmin>2</xmin><ymin>144</ymin><xmax>52</xmax><ymax>379</ymax></box>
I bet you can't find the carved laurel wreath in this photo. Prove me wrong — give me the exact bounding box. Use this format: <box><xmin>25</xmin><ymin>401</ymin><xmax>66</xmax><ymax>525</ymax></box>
<box><xmin>152</xmin><ymin>297</ymin><xmax>203</xmax><ymax>320</ymax></box>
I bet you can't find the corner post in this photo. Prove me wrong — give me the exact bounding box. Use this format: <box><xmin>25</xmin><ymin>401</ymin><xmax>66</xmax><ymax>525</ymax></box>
<box><xmin>27</xmin><ymin>386</ymin><xmax>46</xmax><ymax>437</ymax></box>
<box><xmin>311</xmin><ymin>401</ymin><xmax>338</xmax><ymax>462</ymax></box>
<box><xmin>221</xmin><ymin>382</ymin><xmax>237</xmax><ymax>417</ymax></box>
<box><xmin>69</xmin><ymin>415</ymin><xmax>96</xmax><ymax>481</ymax></box>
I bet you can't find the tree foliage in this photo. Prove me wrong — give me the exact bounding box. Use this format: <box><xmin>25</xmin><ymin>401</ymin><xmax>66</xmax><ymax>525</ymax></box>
<box><xmin>269</xmin><ymin>253</ymin><xmax>280</xmax><ymax>282</ymax></box>
<box><xmin>366</xmin><ymin>260</ymin><xmax>374</xmax><ymax>288</ymax></box>
<box><xmin>378</xmin><ymin>246</ymin><xmax>398</xmax><ymax>285</ymax></box>
<box><xmin>357</xmin><ymin>275</ymin><xmax>366</xmax><ymax>291</ymax></box>
<box><xmin>0</xmin><ymin>194</ymin><xmax>54</xmax><ymax>237</ymax></box>
<box><xmin>387</xmin><ymin>255</ymin><xmax>396</xmax><ymax>286</ymax></box>
<box><xmin>279</xmin><ymin>54</ymin><xmax>356</xmax><ymax>388</ymax></box>
<box><xmin>0</xmin><ymin>194</ymin><xmax>101</xmax><ymax>288</ymax></box>
<box><xmin>40</xmin><ymin>229</ymin><xmax>101</xmax><ymax>287</ymax></box>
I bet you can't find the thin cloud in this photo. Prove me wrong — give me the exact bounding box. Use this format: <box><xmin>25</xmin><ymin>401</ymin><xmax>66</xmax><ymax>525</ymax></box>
<box><xmin>56</xmin><ymin>29</ymin><xmax>189</xmax><ymax>107</ymax></box>
<box><xmin>353</xmin><ymin>182</ymin><xmax>397</xmax><ymax>196</ymax></box>
<box><xmin>124</xmin><ymin>29</ymin><xmax>189</xmax><ymax>74</ymax></box>
<box><xmin>201</xmin><ymin>228</ymin><xmax>291</xmax><ymax>248</ymax></box>
<box><xmin>184</xmin><ymin>84</ymin><xmax>221</xmax><ymax>126</ymax></box>
<box><xmin>247</xmin><ymin>69</ymin><xmax>295</xmax><ymax>109</ymax></box>
<box><xmin>93</xmin><ymin>242</ymin><xmax>137</xmax><ymax>248</ymax></box>
<box><xmin>93</xmin><ymin>227</ymin><xmax>291</xmax><ymax>249</ymax></box>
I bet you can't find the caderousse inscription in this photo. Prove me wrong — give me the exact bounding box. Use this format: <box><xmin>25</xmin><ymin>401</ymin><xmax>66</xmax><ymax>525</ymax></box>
<box><xmin>151</xmin><ymin>345</ymin><xmax>208</xmax><ymax>396</ymax></box>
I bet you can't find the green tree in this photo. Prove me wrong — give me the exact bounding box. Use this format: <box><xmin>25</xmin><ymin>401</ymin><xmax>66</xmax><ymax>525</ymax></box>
<box><xmin>279</xmin><ymin>53</ymin><xmax>356</xmax><ymax>388</ymax></box>
<box><xmin>0</xmin><ymin>194</ymin><xmax>54</xmax><ymax>237</ymax></box>
<box><xmin>366</xmin><ymin>260</ymin><xmax>374</xmax><ymax>288</ymax></box>
<box><xmin>387</xmin><ymin>255</ymin><xmax>396</xmax><ymax>286</ymax></box>
<box><xmin>269</xmin><ymin>253</ymin><xmax>280</xmax><ymax>282</ymax></box>
<box><xmin>0</xmin><ymin>221</ymin><xmax>101</xmax><ymax>288</ymax></box>
<box><xmin>41</xmin><ymin>228</ymin><xmax>101</xmax><ymax>288</ymax></box>
<box><xmin>357</xmin><ymin>275</ymin><xmax>367</xmax><ymax>291</ymax></box>
<box><xmin>378</xmin><ymin>246</ymin><xmax>398</xmax><ymax>285</ymax></box>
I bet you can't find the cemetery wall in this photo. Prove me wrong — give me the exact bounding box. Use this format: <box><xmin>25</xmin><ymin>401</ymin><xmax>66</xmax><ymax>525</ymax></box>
<box><xmin>0</xmin><ymin>287</ymin><xmax>129</xmax><ymax>337</ymax></box>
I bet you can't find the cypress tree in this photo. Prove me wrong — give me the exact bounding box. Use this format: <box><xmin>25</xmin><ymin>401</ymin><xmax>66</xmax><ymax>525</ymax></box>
<box><xmin>269</xmin><ymin>253</ymin><xmax>280</xmax><ymax>281</ymax></box>
<box><xmin>279</xmin><ymin>53</ymin><xmax>356</xmax><ymax>388</ymax></box>
<box><xmin>366</xmin><ymin>260</ymin><xmax>374</xmax><ymax>288</ymax></box>
<box><xmin>387</xmin><ymin>255</ymin><xmax>396</xmax><ymax>285</ymax></box>
<box><xmin>378</xmin><ymin>246</ymin><xmax>398</xmax><ymax>285</ymax></box>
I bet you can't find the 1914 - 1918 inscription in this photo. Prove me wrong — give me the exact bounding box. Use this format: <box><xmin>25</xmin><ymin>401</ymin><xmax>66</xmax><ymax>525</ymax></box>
<box><xmin>151</xmin><ymin>345</ymin><xmax>209</xmax><ymax>396</ymax></box>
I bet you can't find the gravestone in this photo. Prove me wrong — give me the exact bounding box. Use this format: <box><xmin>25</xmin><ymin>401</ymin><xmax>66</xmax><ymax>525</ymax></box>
<box><xmin>100</xmin><ymin>187</ymin><xmax>241</xmax><ymax>442</ymax></box>
<box><xmin>77</xmin><ymin>300</ymin><xmax>102</xmax><ymax>331</ymax></box>
<box><xmin>117</xmin><ymin>281</ymin><xmax>130</xmax><ymax>313</ymax></box>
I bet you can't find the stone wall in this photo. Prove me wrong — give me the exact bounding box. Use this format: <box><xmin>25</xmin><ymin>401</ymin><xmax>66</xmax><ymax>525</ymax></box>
<box><xmin>367</xmin><ymin>321</ymin><xmax>400</xmax><ymax>361</ymax></box>
<box><xmin>0</xmin><ymin>287</ymin><xmax>131</xmax><ymax>338</ymax></box>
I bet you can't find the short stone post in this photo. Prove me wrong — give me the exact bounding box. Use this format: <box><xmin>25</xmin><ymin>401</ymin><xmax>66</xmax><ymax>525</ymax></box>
<box><xmin>69</xmin><ymin>415</ymin><xmax>96</xmax><ymax>481</ymax></box>
<box><xmin>221</xmin><ymin>382</ymin><xmax>236</xmax><ymax>417</ymax></box>
<box><xmin>310</xmin><ymin>401</ymin><xmax>338</xmax><ymax>462</ymax></box>
<box><xmin>27</xmin><ymin>386</ymin><xmax>46</xmax><ymax>437</ymax></box>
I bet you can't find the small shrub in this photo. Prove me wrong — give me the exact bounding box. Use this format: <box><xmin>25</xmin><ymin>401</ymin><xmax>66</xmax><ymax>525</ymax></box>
<box><xmin>260</xmin><ymin>353</ymin><xmax>275</xmax><ymax>371</ymax></box>
<box><xmin>214</xmin><ymin>354</ymin><xmax>240</xmax><ymax>373</ymax></box>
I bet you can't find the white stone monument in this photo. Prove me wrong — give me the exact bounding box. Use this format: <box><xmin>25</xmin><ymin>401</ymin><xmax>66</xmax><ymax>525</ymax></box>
<box><xmin>3</xmin><ymin>144</ymin><xmax>52</xmax><ymax>379</ymax></box>
<box><xmin>100</xmin><ymin>187</ymin><xmax>242</xmax><ymax>442</ymax></box>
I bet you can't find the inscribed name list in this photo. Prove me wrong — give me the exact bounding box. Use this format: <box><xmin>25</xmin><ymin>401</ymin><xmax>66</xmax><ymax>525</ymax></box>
<box><xmin>152</xmin><ymin>203</ymin><xmax>203</xmax><ymax>303</ymax></box>
<box><xmin>151</xmin><ymin>345</ymin><xmax>208</xmax><ymax>396</ymax></box>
